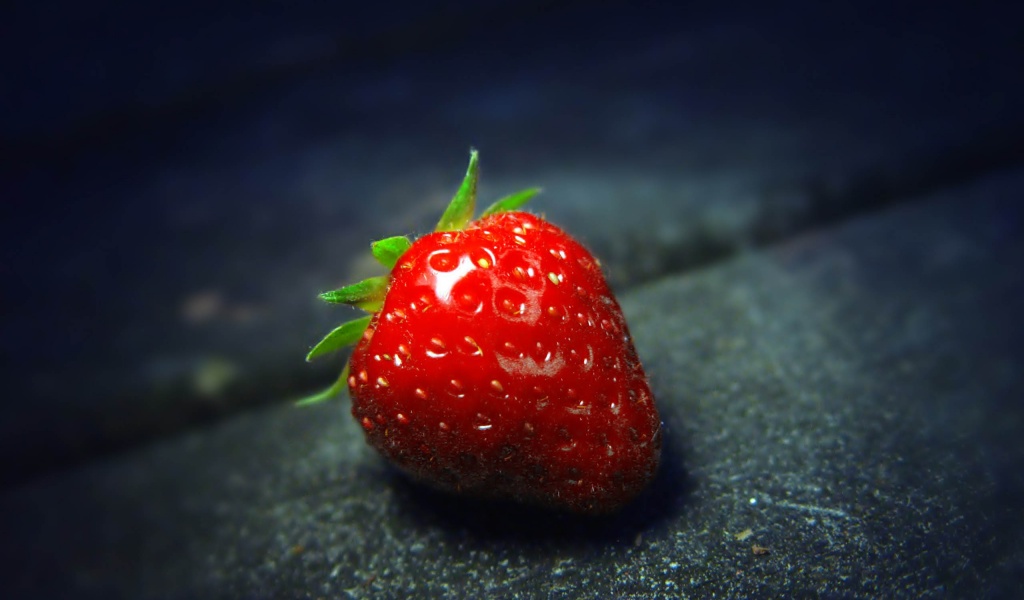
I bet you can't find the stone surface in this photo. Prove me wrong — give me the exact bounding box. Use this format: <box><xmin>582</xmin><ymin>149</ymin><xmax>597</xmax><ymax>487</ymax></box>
<box><xmin>1</xmin><ymin>172</ymin><xmax>1021</xmax><ymax>598</ymax></box>
<box><xmin>3</xmin><ymin>0</ymin><xmax>1023</xmax><ymax>486</ymax></box>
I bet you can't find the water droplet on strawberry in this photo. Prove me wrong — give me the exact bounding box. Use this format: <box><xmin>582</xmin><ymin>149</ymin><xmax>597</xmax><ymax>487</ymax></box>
<box><xmin>458</xmin><ymin>336</ymin><xmax>483</xmax><ymax>356</ymax></box>
<box><xmin>454</xmin><ymin>288</ymin><xmax>483</xmax><ymax>313</ymax></box>
<box><xmin>428</xmin><ymin>249</ymin><xmax>457</xmax><ymax>272</ymax></box>
<box><xmin>473</xmin><ymin>413</ymin><xmax>493</xmax><ymax>431</ymax></box>
<box><xmin>426</xmin><ymin>336</ymin><xmax>448</xmax><ymax>358</ymax></box>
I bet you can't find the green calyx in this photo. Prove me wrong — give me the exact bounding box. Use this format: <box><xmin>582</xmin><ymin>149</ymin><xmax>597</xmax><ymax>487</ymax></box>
<box><xmin>297</xmin><ymin>149</ymin><xmax>540</xmax><ymax>405</ymax></box>
<box><xmin>371</xmin><ymin>236</ymin><xmax>413</xmax><ymax>269</ymax></box>
<box><xmin>434</xmin><ymin>150</ymin><xmax>480</xmax><ymax>232</ymax></box>
<box><xmin>305</xmin><ymin>315</ymin><xmax>373</xmax><ymax>362</ymax></box>
<box><xmin>433</xmin><ymin>149</ymin><xmax>541</xmax><ymax>232</ymax></box>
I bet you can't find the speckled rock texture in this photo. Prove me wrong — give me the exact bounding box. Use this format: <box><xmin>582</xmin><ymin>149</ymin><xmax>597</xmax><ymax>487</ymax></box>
<box><xmin>1</xmin><ymin>172</ymin><xmax>1020</xmax><ymax>599</ymax></box>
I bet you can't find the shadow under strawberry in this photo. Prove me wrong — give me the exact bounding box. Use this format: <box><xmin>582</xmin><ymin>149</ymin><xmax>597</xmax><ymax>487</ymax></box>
<box><xmin>386</xmin><ymin>418</ymin><xmax>690</xmax><ymax>545</ymax></box>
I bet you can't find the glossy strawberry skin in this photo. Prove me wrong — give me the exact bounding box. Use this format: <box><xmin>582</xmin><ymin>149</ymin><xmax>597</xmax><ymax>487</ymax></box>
<box><xmin>347</xmin><ymin>211</ymin><xmax>661</xmax><ymax>514</ymax></box>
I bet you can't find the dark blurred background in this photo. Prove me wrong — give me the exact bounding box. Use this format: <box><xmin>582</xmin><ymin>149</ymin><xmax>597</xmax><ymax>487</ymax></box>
<box><xmin>1</xmin><ymin>0</ymin><xmax>1023</xmax><ymax>595</ymax></box>
<box><xmin>4</xmin><ymin>0</ymin><xmax>1021</xmax><ymax>487</ymax></box>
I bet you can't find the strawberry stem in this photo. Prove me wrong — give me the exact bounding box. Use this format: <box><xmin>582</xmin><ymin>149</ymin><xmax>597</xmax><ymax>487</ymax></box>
<box><xmin>306</xmin><ymin>315</ymin><xmax>372</xmax><ymax>362</ymax></box>
<box><xmin>435</xmin><ymin>149</ymin><xmax>479</xmax><ymax>232</ymax></box>
<box><xmin>371</xmin><ymin>236</ymin><xmax>413</xmax><ymax>269</ymax></box>
<box><xmin>480</xmin><ymin>187</ymin><xmax>541</xmax><ymax>218</ymax></box>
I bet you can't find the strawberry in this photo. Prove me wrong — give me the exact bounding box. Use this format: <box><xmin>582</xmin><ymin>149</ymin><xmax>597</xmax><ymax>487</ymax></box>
<box><xmin>302</xmin><ymin>151</ymin><xmax>661</xmax><ymax>514</ymax></box>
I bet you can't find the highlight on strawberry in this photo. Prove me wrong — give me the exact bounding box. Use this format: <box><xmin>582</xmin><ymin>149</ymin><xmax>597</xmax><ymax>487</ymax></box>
<box><xmin>302</xmin><ymin>150</ymin><xmax>662</xmax><ymax>514</ymax></box>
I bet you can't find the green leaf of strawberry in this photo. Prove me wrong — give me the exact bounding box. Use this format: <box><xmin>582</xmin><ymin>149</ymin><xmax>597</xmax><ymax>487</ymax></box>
<box><xmin>434</xmin><ymin>148</ymin><xmax>479</xmax><ymax>232</ymax></box>
<box><xmin>301</xmin><ymin>151</ymin><xmax>662</xmax><ymax>514</ymax></box>
<box><xmin>318</xmin><ymin>276</ymin><xmax>389</xmax><ymax>310</ymax></box>
<box><xmin>305</xmin><ymin>315</ymin><xmax>372</xmax><ymax>362</ymax></box>
<box><xmin>479</xmin><ymin>187</ymin><xmax>541</xmax><ymax>219</ymax></box>
<box><xmin>371</xmin><ymin>236</ymin><xmax>413</xmax><ymax>270</ymax></box>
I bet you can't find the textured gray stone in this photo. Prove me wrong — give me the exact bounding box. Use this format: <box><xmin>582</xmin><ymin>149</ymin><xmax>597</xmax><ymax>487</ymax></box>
<box><xmin>1</xmin><ymin>171</ymin><xmax>1021</xmax><ymax>598</ymax></box>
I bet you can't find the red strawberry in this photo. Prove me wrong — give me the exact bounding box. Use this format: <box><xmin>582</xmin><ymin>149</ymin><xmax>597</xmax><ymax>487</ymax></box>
<box><xmin>302</xmin><ymin>151</ymin><xmax>661</xmax><ymax>514</ymax></box>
